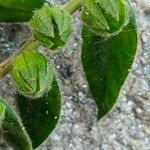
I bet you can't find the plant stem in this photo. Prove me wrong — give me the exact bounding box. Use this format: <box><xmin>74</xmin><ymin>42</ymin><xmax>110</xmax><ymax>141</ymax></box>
<box><xmin>0</xmin><ymin>39</ymin><xmax>39</xmax><ymax>80</ymax></box>
<box><xmin>0</xmin><ymin>59</ymin><xmax>13</xmax><ymax>79</ymax></box>
<box><xmin>0</xmin><ymin>0</ymin><xmax>84</xmax><ymax>80</ymax></box>
<box><xmin>63</xmin><ymin>0</ymin><xmax>85</xmax><ymax>14</ymax></box>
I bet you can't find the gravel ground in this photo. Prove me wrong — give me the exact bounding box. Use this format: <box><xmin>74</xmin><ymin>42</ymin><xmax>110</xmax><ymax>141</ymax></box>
<box><xmin>0</xmin><ymin>0</ymin><xmax>150</xmax><ymax>150</ymax></box>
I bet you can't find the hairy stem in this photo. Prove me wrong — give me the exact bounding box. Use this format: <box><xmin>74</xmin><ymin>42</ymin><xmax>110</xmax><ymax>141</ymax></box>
<box><xmin>63</xmin><ymin>0</ymin><xmax>85</xmax><ymax>14</ymax></box>
<box><xmin>0</xmin><ymin>0</ymin><xmax>84</xmax><ymax>79</ymax></box>
<box><xmin>0</xmin><ymin>39</ymin><xmax>39</xmax><ymax>80</ymax></box>
<box><xmin>0</xmin><ymin>58</ymin><xmax>13</xmax><ymax>79</ymax></box>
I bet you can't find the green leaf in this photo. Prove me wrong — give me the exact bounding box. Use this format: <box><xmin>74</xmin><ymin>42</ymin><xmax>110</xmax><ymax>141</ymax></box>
<box><xmin>97</xmin><ymin>0</ymin><xmax>120</xmax><ymax>20</ymax></box>
<box><xmin>0</xmin><ymin>99</ymin><xmax>32</xmax><ymax>150</ymax></box>
<box><xmin>0</xmin><ymin>0</ymin><xmax>44</xmax><ymax>22</ymax></box>
<box><xmin>30</xmin><ymin>6</ymin><xmax>72</xmax><ymax>50</ymax></box>
<box><xmin>82</xmin><ymin>0</ymin><xmax>130</xmax><ymax>36</ymax></box>
<box><xmin>11</xmin><ymin>41</ymin><xmax>53</xmax><ymax>99</ymax></box>
<box><xmin>16</xmin><ymin>78</ymin><xmax>61</xmax><ymax>148</ymax></box>
<box><xmin>81</xmin><ymin>3</ymin><xmax>137</xmax><ymax>120</ymax></box>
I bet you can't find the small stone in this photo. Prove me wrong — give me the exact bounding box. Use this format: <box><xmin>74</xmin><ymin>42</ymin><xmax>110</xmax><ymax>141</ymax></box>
<box><xmin>51</xmin><ymin>133</ymin><xmax>60</xmax><ymax>141</ymax></box>
<box><xmin>142</xmin><ymin>32</ymin><xmax>148</xmax><ymax>43</ymax></box>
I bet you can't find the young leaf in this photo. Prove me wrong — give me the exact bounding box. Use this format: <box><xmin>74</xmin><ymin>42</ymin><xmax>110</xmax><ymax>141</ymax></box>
<box><xmin>11</xmin><ymin>41</ymin><xmax>53</xmax><ymax>99</ymax></box>
<box><xmin>0</xmin><ymin>99</ymin><xmax>32</xmax><ymax>150</ymax></box>
<box><xmin>0</xmin><ymin>0</ymin><xmax>45</xmax><ymax>22</ymax></box>
<box><xmin>16</xmin><ymin>78</ymin><xmax>61</xmax><ymax>148</ymax></box>
<box><xmin>82</xmin><ymin>0</ymin><xmax>130</xmax><ymax>36</ymax></box>
<box><xmin>81</xmin><ymin>3</ymin><xmax>137</xmax><ymax>120</ymax></box>
<box><xmin>30</xmin><ymin>6</ymin><xmax>72</xmax><ymax>50</ymax></box>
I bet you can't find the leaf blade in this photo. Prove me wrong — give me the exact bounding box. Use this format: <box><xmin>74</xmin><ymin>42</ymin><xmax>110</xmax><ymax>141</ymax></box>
<box><xmin>0</xmin><ymin>0</ymin><xmax>44</xmax><ymax>22</ymax></box>
<box><xmin>16</xmin><ymin>77</ymin><xmax>61</xmax><ymax>148</ymax></box>
<box><xmin>81</xmin><ymin>5</ymin><xmax>138</xmax><ymax>120</ymax></box>
<box><xmin>0</xmin><ymin>99</ymin><xmax>32</xmax><ymax>150</ymax></box>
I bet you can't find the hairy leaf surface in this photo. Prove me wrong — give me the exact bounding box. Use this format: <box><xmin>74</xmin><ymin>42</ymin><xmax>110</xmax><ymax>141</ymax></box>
<box><xmin>0</xmin><ymin>0</ymin><xmax>44</xmax><ymax>22</ymax></box>
<box><xmin>16</xmin><ymin>78</ymin><xmax>61</xmax><ymax>148</ymax></box>
<box><xmin>0</xmin><ymin>99</ymin><xmax>32</xmax><ymax>150</ymax></box>
<box><xmin>81</xmin><ymin>3</ymin><xmax>137</xmax><ymax>120</ymax></box>
<box><xmin>11</xmin><ymin>41</ymin><xmax>53</xmax><ymax>99</ymax></box>
<box><xmin>30</xmin><ymin>6</ymin><xmax>72</xmax><ymax>50</ymax></box>
<box><xmin>82</xmin><ymin>0</ymin><xmax>130</xmax><ymax>36</ymax></box>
